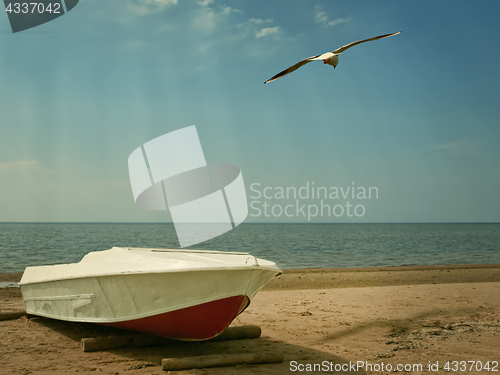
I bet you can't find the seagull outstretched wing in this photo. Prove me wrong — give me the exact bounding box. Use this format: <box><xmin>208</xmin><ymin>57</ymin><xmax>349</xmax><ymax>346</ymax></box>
<box><xmin>332</xmin><ymin>31</ymin><xmax>401</xmax><ymax>54</ymax></box>
<box><xmin>264</xmin><ymin>54</ymin><xmax>321</xmax><ymax>84</ymax></box>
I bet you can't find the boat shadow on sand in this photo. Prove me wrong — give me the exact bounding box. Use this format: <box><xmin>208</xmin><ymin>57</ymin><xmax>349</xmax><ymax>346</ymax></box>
<box><xmin>28</xmin><ymin>316</ymin><xmax>367</xmax><ymax>375</ymax></box>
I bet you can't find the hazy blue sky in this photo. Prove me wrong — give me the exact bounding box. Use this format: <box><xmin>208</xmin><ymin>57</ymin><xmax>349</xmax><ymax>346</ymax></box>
<box><xmin>1</xmin><ymin>0</ymin><xmax>499</xmax><ymax>223</ymax></box>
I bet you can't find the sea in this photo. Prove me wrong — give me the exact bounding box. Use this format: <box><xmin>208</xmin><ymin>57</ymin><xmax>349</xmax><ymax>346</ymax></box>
<box><xmin>0</xmin><ymin>223</ymin><xmax>499</xmax><ymax>274</ymax></box>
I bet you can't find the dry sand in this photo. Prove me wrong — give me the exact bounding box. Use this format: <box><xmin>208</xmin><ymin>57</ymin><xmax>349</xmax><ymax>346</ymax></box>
<box><xmin>1</xmin><ymin>265</ymin><xmax>500</xmax><ymax>374</ymax></box>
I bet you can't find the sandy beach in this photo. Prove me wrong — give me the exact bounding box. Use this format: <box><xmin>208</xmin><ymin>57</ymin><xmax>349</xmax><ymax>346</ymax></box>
<box><xmin>1</xmin><ymin>265</ymin><xmax>500</xmax><ymax>374</ymax></box>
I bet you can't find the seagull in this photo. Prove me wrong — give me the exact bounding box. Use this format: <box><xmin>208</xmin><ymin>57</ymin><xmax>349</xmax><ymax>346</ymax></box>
<box><xmin>264</xmin><ymin>31</ymin><xmax>401</xmax><ymax>84</ymax></box>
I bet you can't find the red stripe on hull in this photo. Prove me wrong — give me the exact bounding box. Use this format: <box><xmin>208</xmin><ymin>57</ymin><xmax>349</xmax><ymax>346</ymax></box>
<box><xmin>103</xmin><ymin>295</ymin><xmax>250</xmax><ymax>340</ymax></box>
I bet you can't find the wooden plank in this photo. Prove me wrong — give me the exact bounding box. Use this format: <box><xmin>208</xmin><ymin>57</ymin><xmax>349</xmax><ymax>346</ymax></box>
<box><xmin>162</xmin><ymin>352</ymin><xmax>284</xmax><ymax>371</ymax></box>
<box><xmin>81</xmin><ymin>335</ymin><xmax>135</xmax><ymax>352</ymax></box>
<box><xmin>210</xmin><ymin>325</ymin><xmax>261</xmax><ymax>341</ymax></box>
<box><xmin>0</xmin><ymin>311</ymin><xmax>26</xmax><ymax>321</ymax></box>
<box><xmin>81</xmin><ymin>325</ymin><xmax>261</xmax><ymax>352</ymax></box>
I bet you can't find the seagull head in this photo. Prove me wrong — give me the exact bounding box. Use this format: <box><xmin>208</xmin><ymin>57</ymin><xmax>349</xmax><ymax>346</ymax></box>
<box><xmin>323</xmin><ymin>54</ymin><xmax>339</xmax><ymax>69</ymax></box>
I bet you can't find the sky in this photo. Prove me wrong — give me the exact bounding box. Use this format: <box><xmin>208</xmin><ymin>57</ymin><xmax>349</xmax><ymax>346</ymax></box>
<box><xmin>0</xmin><ymin>0</ymin><xmax>499</xmax><ymax>223</ymax></box>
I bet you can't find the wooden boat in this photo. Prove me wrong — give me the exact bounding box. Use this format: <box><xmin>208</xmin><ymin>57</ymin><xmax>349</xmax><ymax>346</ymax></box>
<box><xmin>19</xmin><ymin>247</ymin><xmax>281</xmax><ymax>340</ymax></box>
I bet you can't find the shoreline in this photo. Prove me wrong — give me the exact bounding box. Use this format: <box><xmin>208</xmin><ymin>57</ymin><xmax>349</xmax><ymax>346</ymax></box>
<box><xmin>2</xmin><ymin>263</ymin><xmax>500</xmax><ymax>279</ymax></box>
<box><xmin>2</xmin><ymin>263</ymin><xmax>500</xmax><ymax>292</ymax></box>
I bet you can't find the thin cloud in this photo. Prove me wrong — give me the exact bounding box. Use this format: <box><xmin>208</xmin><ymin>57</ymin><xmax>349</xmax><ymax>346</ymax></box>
<box><xmin>237</xmin><ymin>18</ymin><xmax>285</xmax><ymax>40</ymax></box>
<box><xmin>197</xmin><ymin>0</ymin><xmax>214</xmax><ymax>6</ymax></box>
<box><xmin>192</xmin><ymin>1</ymin><xmax>243</xmax><ymax>32</ymax></box>
<box><xmin>140</xmin><ymin>0</ymin><xmax>177</xmax><ymax>4</ymax></box>
<box><xmin>432</xmin><ymin>139</ymin><xmax>479</xmax><ymax>155</ymax></box>
<box><xmin>314</xmin><ymin>11</ymin><xmax>328</xmax><ymax>24</ymax></box>
<box><xmin>185</xmin><ymin>7</ymin><xmax>294</xmax><ymax>60</ymax></box>
<box><xmin>326</xmin><ymin>17</ymin><xmax>351</xmax><ymax>26</ymax></box>
<box><xmin>255</xmin><ymin>26</ymin><xmax>282</xmax><ymax>39</ymax></box>
<box><xmin>237</xmin><ymin>18</ymin><xmax>273</xmax><ymax>30</ymax></box>
<box><xmin>95</xmin><ymin>0</ymin><xmax>177</xmax><ymax>24</ymax></box>
<box><xmin>234</xmin><ymin>17</ymin><xmax>301</xmax><ymax>57</ymax></box>
<box><xmin>314</xmin><ymin>6</ymin><xmax>351</xmax><ymax>27</ymax></box>
<box><xmin>0</xmin><ymin>160</ymin><xmax>40</xmax><ymax>172</ymax></box>
<box><xmin>129</xmin><ymin>0</ymin><xmax>177</xmax><ymax>16</ymax></box>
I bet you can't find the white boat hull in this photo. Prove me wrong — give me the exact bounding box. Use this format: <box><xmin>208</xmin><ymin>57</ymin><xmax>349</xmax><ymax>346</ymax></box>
<box><xmin>20</xmin><ymin>247</ymin><xmax>281</xmax><ymax>340</ymax></box>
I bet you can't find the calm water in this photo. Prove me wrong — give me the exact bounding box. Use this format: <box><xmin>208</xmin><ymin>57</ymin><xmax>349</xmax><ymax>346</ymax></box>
<box><xmin>0</xmin><ymin>223</ymin><xmax>499</xmax><ymax>273</ymax></box>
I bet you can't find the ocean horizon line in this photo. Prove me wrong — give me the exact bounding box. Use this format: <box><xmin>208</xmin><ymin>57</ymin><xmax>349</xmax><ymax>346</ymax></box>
<box><xmin>1</xmin><ymin>221</ymin><xmax>499</xmax><ymax>225</ymax></box>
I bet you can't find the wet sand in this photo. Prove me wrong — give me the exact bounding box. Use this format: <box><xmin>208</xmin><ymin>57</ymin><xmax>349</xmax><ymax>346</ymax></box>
<box><xmin>1</xmin><ymin>265</ymin><xmax>500</xmax><ymax>374</ymax></box>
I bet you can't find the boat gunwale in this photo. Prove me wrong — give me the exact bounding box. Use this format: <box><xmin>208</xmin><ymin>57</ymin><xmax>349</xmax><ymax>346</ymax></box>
<box><xmin>18</xmin><ymin>264</ymin><xmax>281</xmax><ymax>286</ymax></box>
<box><xmin>146</xmin><ymin>248</ymin><xmax>250</xmax><ymax>255</ymax></box>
